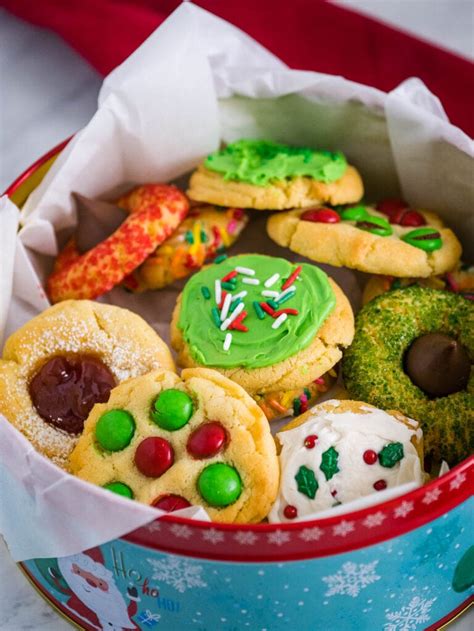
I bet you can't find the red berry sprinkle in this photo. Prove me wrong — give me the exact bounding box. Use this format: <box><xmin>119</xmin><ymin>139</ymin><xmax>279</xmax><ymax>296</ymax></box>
<box><xmin>301</xmin><ymin>208</ymin><xmax>340</xmax><ymax>224</ymax></box>
<box><xmin>284</xmin><ymin>505</ymin><xmax>298</xmax><ymax>519</ymax></box>
<box><xmin>152</xmin><ymin>494</ymin><xmax>191</xmax><ymax>512</ymax></box>
<box><xmin>187</xmin><ymin>421</ymin><xmax>227</xmax><ymax>459</ymax></box>
<box><xmin>373</xmin><ymin>479</ymin><xmax>387</xmax><ymax>491</ymax></box>
<box><xmin>304</xmin><ymin>434</ymin><xmax>318</xmax><ymax>449</ymax></box>
<box><xmin>363</xmin><ymin>449</ymin><xmax>378</xmax><ymax>465</ymax></box>
<box><xmin>134</xmin><ymin>437</ymin><xmax>174</xmax><ymax>478</ymax></box>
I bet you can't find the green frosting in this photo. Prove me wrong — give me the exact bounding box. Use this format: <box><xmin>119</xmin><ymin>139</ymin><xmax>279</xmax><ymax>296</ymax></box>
<box><xmin>177</xmin><ymin>254</ymin><xmax>336</xmax><ymax>369</ymax></box>
<box><xmin>204</xmin><ymin>139</ymin><xmax>347</xmax><ymax>186</ymax></box>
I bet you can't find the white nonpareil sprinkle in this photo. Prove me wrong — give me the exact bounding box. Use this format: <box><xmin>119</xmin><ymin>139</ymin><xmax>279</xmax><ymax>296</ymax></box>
<box><xmin>235</xmin><ymin>266</ymin><xmax>256</xmax><ymax>276</ymax></box>
<box><xmin>220</xmin><ymin>293</ymin><xmax>232</xmax><ymax>322</ymax></box>
<box><xmin>223</xmin><ymin>332</ymin><xmax>232</xmax><ymax>351</ymax></box>
<box><xmin>264</xmin><ymin>273</ymin><xmax>280</xmax><ymax>288</ymax></box>
<box><xmin>276</xmin><ymin>285</ymin><xmax>296</xmax><ymax>301</ymax></box>
<box><xmin>232</xmin><ymin>291</ymin><xmax>248</xmax><ymax>302</ymax></box>
<box><xmin>272</xmin><ymin>313</ymin><xmax>288</xmax><ymax>329</ymax></box>
<box><xmin>215</xmin><ymin>279</ymin><xmax>222</xmax><ymax>305</ymax></box>
<box><xmin>242</xmin><ymin>277</ymin><xmax>260</xmax><ymax>285</ymax></box>
<box><xmin>220</xmin><ymin>302</ymin><xmax>245</xmax><ymax>331</ymax></box>
<box><xmin>262</xmin><ymin>289</ymin><xmax>279</xmax><ymax>298</ymax></box>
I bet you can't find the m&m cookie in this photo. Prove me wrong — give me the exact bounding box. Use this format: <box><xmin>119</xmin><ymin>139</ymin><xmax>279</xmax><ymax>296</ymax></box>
<box><xmin>269</xmin><ymin>400</ymin><xmax>425</xmax><ymax>523</ymax></box>
<box><xmin>69</xmin><ymin>369</ymin><xmax>279</xmax><ymax>523</ymax></box>
<box><xmin>0</xmin><ymin>301</ymin><xmax>174</xmax><ymax>468</ymax></box>
<box><xmin>170</xmin><ymin>254</ymin><xmax>354</xmax><ymax>419</ymax></box>
<box><xmin>187</xmin><ymin>139</ymin><xmax>364</xmax><ymax>210</ymax></box>
<box><xmin>267</xmin><ymin>198</ymin><xmax>462</xmax><ymax>277</ymax></box>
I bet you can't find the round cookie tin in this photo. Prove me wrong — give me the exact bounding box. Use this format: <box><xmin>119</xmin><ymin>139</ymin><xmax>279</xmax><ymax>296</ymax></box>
<box><xmin>4</xmin><ymin>142</ymin><xmax>474</xmax><ymax>631</ymax></box>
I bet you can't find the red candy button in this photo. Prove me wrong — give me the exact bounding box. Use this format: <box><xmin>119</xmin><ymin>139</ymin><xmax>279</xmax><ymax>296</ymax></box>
<box><xmin>304</xmin><ymin>435</ymin><xmax>318</xmax><ymax>449</ymax></box>
<box><xmin>399</xmin><ymin>210</ymin><xmax>426</xmax><ymax>227</ymax></box>
<box><xmin>134</xmin><ymin>437</ymin><xmax>174</xmax><ymax>478</ymax></box>
<box><xmin>186</xmin><ymin>421</ymin><xmax>227</xmax><ymax>459</ymax></box>
<box><xmin>363</xmin><ymin>449</ymin><xmax>377</xmax><ymax>464</ymax></box>
<box><xmin>283</xmin><ymin>505</ymin><xmax>298</xmax><ymax>519</ymax></box>
<box><xmin>301</xmin><ymin>208</ymin><xmax>340</xmax><ymax>224</ymax></box>
<box><xmin>373</xmin><ymin>479</ymin><xmax>387</xmax><ymax>491</ymax></box>
<box><xmin>153</xmin><ymin>494</ymin><xmax>191</xmax><ymax>512</ymax></box>
<box><xmin>376</xmin><ymin>198</ymin><xmax>408</xmax><ymax>218</ymax></box>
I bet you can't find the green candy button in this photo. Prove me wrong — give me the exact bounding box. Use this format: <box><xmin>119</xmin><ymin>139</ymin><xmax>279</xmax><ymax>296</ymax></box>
<box><xmin>103</xmin><ymin>481</ymin><xmax>134</xmax><ymax>499</ymax></box>
<box><xmin>340</xmin><ymin>205</ymin><xmax>369</xmax><ymax>221</ymax></box>
<box><xmin>151</xmin><ymin>389</ymin><xmax>194</xmax><ymax>431</ymax></box>
<box><xmin>197</xmin><ymin>463</ymin><xmax>242</xmax><ymax>507</ymax></box>
<box><xmin>401</xmin><ymin>227</ymin><xmax>442</xmax><ymax>252</ymax></box>
<box><xmin>356</xmin><ymin>214</ymin><xmax>393</xmax><ymax>237</ymax></box>
<box><xmin>95</xmin><ymin>409</ymin><xmax>135</xmax><ymax>451</ymax></box>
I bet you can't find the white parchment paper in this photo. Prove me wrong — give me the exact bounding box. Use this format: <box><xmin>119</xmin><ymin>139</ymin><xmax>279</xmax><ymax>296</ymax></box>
<box><xmin>0</xmin><ymin>2</ymin><xmax>472</xmax><ymax>561</ymax></box>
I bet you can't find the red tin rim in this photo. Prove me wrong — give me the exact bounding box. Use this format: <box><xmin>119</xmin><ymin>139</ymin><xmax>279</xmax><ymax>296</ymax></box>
<box><xmin>5</xmin><ymin>140</ymin><xmax>474</xmax><ymax>561</ymax></box>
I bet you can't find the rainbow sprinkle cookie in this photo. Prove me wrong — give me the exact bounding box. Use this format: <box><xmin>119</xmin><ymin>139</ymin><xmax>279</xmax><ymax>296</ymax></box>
<box><xmin>170</xmin><ymin>254</ymin><xmax>354</xmax><ymax>416</ymax></box>
<box><xmin>267</xmin><ymin>199</ymin><xmax>462</xmax><ymax>277</ymax></box>
<box><xmin>69</xmin><ymin>368</ymin><xmax>279</xmax><ymax>524</ymax></box>
<box><xmin>124</xmin><ymin>204</ymin><xmax>248</xmax><ymax>291</ymax></box>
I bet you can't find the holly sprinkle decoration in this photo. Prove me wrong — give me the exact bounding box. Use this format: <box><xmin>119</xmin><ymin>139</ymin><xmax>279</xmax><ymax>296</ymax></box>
<box><xmin>379</xmin><ymin>442</ymin><xmax>404</xmax><ymax>468</ymax></box>
<box><xmin>295</xmin><ymin>465</ymin><xmax>318</xmax><ymax>499</ymax></box>
<box><xmin>320</xmin><ymin>446</ymin><xmax>340</xmax><ymax>480</ymax></box>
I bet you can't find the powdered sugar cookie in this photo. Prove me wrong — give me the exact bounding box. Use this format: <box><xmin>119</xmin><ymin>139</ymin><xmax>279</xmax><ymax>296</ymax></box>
<box><xmin>0</xmin><ymin>301</ymin><xmax>174</xmax><ymax>468</ymax></box>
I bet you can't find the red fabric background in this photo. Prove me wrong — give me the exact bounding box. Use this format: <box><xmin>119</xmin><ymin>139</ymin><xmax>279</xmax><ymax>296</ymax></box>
<box><xmin>2</xmin><ymin>0</ymin><xmax>473</xmax><ymax>137</ymax></box>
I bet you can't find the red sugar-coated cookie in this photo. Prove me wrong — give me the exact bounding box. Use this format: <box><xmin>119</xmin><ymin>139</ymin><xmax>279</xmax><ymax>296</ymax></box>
<box><xmin>47</xmin><ymin>184</ymin><xmax>189</xmax><ymax>302</ymax></box>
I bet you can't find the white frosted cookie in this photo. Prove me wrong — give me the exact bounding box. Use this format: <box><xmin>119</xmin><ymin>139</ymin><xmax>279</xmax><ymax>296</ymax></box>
<box><xmin>269</xmin><ymin>399</ymin><xmax>425</xmax><ymax>523</ymax></box>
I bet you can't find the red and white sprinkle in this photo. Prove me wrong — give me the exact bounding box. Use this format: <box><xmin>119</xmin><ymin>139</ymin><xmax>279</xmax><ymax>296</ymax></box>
<box><xmin>221</xmin><ymin>302</ymin><xmax>245</xmax><ymax>331</ymax></box>
<box><xmin>242</xmin><ymin>277</ymin><xmax>260</xmax><ymax>285</ymax></box>
<box><xmin>235</xmin><ymin>266</ymin><xmax>256</xmax><ymax>276</ymax></box>
<box><xmin>220</xmin><ymin>293</ymin><xmax>232</xmax><ymax>322</ymax></box>
<box><xmin>272</xmin><ymin>313</ymin><xmax>288</xmax><ymax>329</ymax></box>
<box><xmin>215</xmin><ymin>279</ymin><xmax>222</xmax><ymax>305</ymax></box>
<box><xmin>264</xmin><ymin>273</ymin><xmax>280</xmax><ymax>288</ymax></box>
<box><xmin>232</xmin><ymin>290</ymin><xmax>248</xmax><ymax>302</ymax></box>
<box><xmin>223</xmin><ymin>332</ymin><xmax>233</xmax><ymax>351</ymax></box>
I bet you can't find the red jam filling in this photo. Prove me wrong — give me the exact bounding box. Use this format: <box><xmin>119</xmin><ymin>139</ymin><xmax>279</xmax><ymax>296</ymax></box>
<box><xmin>29</xmin><ymin>355</ymin><xmax>116</xmax><ymax>435</ymax></box>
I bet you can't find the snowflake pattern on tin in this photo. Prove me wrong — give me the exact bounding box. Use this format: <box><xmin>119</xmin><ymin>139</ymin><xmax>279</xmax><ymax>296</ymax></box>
<box><xmin>233</xmin><ymin>531</ymin><xmax>258</xmax><ymax>545</ymax></box>
<box><xmin>146</xmin><ymin>521</ymin><xmax>161</xmax><ymax>534</ymax></box>
<box><xmin>267</xmin><ymin>531</ymin><xmax>291</xmax><ymax>546</ymax></box>
<box><xmin>299</xmin><ymin>527</ymin><xmax>323</xmax><ymax>542</ymax></box>
<box><xmin>147</xmin><ymin>556</ymin><xmax>207</xmax><ymax>593</ymax></box>
<box><xmin>384</xmin><ymin>596</ymin><xmax>436</xmax><ymax>630</ymax></box>
<box><xmin>169</xmin><ymin>524</ymin><xmax>193</xmax><ymax>539</ymax></box>
<box><xmin>393</xmin><ymin>501</ymin><xmax>414</xmax><ymax>518</ymax></box>
<box><xmin>322</xmin><ymin>560</ymin><xmax>380</xmax><ymax>598</ymax></box>
<box><xmin>332</xmin><ymin>520</ymin><xmax>355</xmax><ymax>537</ymax></box>
<box><xmin>449</xmin><ymin>472</ymin><xmax>466</xmax><ymax>490</ymax></box>
<box><xmin>363</xmin><ymin>511</ymin><xmax>386</xmax><ymax>528</ymax></box>
<box><xmin>422</xmin><ymin>488</ymin><xmax>442</xmax><ymax>504</ymax></box>
<box><xmin>201</xmin><ymin>529</ymin><xmax>225</xmax><ymax>544</ymax></box>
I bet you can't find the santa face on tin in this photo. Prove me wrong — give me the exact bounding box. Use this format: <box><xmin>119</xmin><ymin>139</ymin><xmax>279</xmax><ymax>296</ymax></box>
<box><xmin>58</xmin><ymin>553</ymin><xmax>135</xmax><ymax>629</ymax></box>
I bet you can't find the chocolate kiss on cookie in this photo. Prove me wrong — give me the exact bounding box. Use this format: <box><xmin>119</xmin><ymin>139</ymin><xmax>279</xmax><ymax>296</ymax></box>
<box><xmin>405</xmin><ymin>333</ymin><xmax>471</xmax><ymax>397</ymax></box>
